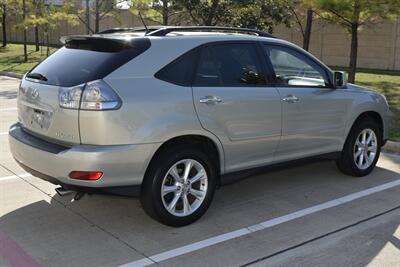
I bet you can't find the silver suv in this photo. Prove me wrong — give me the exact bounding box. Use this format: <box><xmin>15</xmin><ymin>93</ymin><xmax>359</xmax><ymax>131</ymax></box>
<box><xmin>9</xmin><ymin>26</ymin><xmax>391</xmax><ymax>226</ymax></box>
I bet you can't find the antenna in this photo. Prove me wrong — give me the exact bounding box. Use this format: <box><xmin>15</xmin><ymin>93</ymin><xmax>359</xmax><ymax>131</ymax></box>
<box><xmin>138</xmin><ymin>12</ymin><xmax>149</xmax><ymax>34</ymax></box>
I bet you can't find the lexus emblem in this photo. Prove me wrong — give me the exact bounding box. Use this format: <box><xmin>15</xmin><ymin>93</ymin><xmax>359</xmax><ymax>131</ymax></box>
<box><xmin>30</xmin><ymin>88</ymin><xmax>39</xmax><ymax>99</ymax></box>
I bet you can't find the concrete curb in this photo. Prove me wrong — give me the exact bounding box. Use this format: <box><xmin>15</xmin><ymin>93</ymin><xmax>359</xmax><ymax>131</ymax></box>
<box><xmin>0</xmin><ymin>71</ymin><xmax>23</xmax><ymax>79</ymax></box>
<box><xmin>383</xmin><ymin>140</ymin><xmax>400</xmax><ymax>154</ymax></box>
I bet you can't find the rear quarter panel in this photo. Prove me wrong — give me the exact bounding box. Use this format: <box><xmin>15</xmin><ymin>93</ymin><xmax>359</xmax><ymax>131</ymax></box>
<box><xmin>79</xmin><ymin>77</ymin><xmax>204</xmax><ymax>144</ymax></box>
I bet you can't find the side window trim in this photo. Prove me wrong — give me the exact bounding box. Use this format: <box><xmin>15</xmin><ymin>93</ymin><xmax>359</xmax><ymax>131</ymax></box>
<box><xmin>261</xmin><ymin>42</ymin><xmax>334</xmax><ymax>88</ymax></box>
<box><xmin>192</xmin><ymin>41</ymin><xmax>268</xmax><ymax>87</ymax></box>
<box><xmin>255</xmin><ymin>41</ymin><xmax>276</xmax><ymax>86</ymax></box>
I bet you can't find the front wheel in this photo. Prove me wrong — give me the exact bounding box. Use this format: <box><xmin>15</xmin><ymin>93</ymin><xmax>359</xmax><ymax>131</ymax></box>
<box><xmin>336</xmin><ymin>119</ymin><xmax>382</xmax><ymax>177</ymax></box>
<box><xmin>140</xmin><ymin>146</ymin><xmax>217</xmax><ymax>226</ymax></box>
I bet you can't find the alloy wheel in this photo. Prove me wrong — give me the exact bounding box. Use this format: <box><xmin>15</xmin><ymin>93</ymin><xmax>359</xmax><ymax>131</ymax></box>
<box><xmin>353</xmin><ymin>128</ymin><xmax>378</xmax><ymax>170</ymax></box>
<box><xmin>161</xmin><ymin>159</ymin><xmax>208</xmax><ymax>217</ymax></box>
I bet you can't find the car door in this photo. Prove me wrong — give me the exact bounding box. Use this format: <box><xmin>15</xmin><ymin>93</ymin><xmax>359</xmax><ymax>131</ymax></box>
<box><xmin>192</xmin><ymin>42</ymin><xmax>282</xmax><ymax>173</ymax></box>
<box><xmin>262</xmin><ymin>43</ymin><xmax>352</xmax><ymax>161</ymax></box>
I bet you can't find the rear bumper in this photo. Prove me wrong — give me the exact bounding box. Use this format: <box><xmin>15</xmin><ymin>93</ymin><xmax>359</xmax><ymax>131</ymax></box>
<box><xmin>17</xmin><ymin>161</ymin><xmax>142</xmax><ymax>196</ymax></box>
<box><xmin>8</xmin><ymin>123</ymin><xmax>160</xmax><ymax>189</ymax></box>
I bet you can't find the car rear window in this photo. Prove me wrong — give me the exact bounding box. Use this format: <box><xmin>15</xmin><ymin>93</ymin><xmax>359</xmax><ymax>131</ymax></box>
<box><xmin>27</xmin><ymin>37</ymin><xmax>150</xmax><ymax>87</ymax></box>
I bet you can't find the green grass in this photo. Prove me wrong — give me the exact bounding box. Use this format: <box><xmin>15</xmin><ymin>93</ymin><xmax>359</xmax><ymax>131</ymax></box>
<box><xmin>0</xmin><ymin>44</ymin><xmax>399</xmax><ymax>140</ymax></box>
<box><xmin>356</xmin><ymin>71</ymin><xmax>400</xmax><ymax>141</ymax></box>
<box><xmin>0</xmin><ymin>43</ymin><xmax>57</xmax><ymax>74</ymax></box>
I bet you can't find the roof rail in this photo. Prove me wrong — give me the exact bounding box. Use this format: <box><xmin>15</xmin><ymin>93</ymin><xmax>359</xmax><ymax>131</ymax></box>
<box><xmin>145</xmin><ymin>26</ymin><xmax>275</xmax><ymax>38</ymax></box>
<box><xmin>98</xmin><ymin>26</ymin><xmax>164</xmax><ymax>34</ymax></box>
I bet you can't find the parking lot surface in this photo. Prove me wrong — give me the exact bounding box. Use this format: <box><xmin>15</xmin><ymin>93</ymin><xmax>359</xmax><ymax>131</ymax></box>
<box><xmin>0</xmin><ymin>76</ymin><xmax>399</xmax><ymax>267</ymax></box>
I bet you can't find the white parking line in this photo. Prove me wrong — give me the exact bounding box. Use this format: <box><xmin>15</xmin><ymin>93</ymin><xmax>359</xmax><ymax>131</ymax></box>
<box><xmin>0</xmin><ymin>107</ymin><xmax>17</xmax><ymax>112</ymax></box>
<box><xmin>0</xmin><ymin>173</ymin><xmax>31</xmax><ymax>181</ymax></box>
<box><xmin>120</xmin><ymin>179</ymin><xmax>400</xmax><ymax>267</ymax></box>
<box><xmin>0</xmin><ymin>132</ymin><xmax>8</xmax><ymax>135</ymax></box>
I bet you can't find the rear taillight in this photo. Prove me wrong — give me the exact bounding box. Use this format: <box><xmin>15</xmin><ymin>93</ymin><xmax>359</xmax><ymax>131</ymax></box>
<box><xmin>69</xmin><ymin>171</ymin><xmax>103</xmax><ymax>181</ymax></box>
<box><xmin>59</xmin><ymin>80</ymin><xmax>121</xmax><ymax>111</ymax></box>
<box><xmin>59</xmin><ymin>86</ymin><xmax>83</xmax><ymax>109</ymax></box>
<box><xmin>80</xmin><ymin>80</ymin><xmax>121</xmax><ymax>110</ymax></box>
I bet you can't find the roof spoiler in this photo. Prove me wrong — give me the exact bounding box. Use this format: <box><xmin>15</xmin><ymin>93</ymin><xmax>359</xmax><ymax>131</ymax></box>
<box><xmin>59</xmin><ymin>35</ymin><xmax>142</xmax><ymax>52</ymax></box>
<box><xmin>60</xmin><ymin>35</ymin><xmax>135</xmax><ymax>45</ymax></box>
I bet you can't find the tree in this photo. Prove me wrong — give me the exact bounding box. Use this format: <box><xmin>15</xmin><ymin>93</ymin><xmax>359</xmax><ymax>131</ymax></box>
<box><xmin>32</xmin><ymin>0</ymin><xmax>43</xmax><ymax>51</ymax></box>
<box><xmin>93</xmin><ymin>0</ymin><xmax>113</xmax><ymax>32</ymax></box>
<box><xmin>23</xmin><ymin>0</ymin><xmax>48</xmax><ymax>51</ymax></box>
<box><xmin>22</xmin><ymin>0</ymin><xmax>27</xmax><ymax>62</ymax></box>
<box><xmin>174</xmin><ymin>0</ymin><xmax>293</xmax><ymax>32</ymax></box>
<box><xmin>230</xmin><ymin>0</ymin><xmax>293</xmax><ymax>33</ymax></box>
<box><xmin>77</xmin><ymin>0</ymin><xmax>122</xmax><ymax>33</ymax></box>
<box><xmin>1</xmin><ymin>3</ymin><xmax>5</xmax><ymax>46</ymax></box>
<box><xmin>0</xmin><ymin>0</ymin><xmax>22</xmax><ymax>47</ymax></box>
<box><xmin>130</xmin><ymin>0</ymin><xmax>183</xmax><ymax>26</ymax></box>
<box><xmin>85</xmin><ymin>0</ymin><xmax>90</xmax><ymax>33</ymax></box>
<box><xmin>24</xmin><ymin>1</ymin><xmax>77</xmax><ymax>56</ymax></box>
<box><xmin>175</xmin><ymin>0</ymin><xmax>231</xmax><ymax>26</ymax></box>
<box><xmin>314</xmin><ymin>0</ymin><xmax>400</xmax><ymax>83</ymax></box>
<box><xmin>290</xmin><ymin>0</ymin><xmax>315</xmax><ymax>51</ymax></box>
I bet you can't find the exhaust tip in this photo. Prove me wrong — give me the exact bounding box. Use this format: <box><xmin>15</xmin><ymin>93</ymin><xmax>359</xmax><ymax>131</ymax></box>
<box><xmin>55</xmin><ymin>187</ymin><xmax>74</xmax><ymax>197</ymax></box>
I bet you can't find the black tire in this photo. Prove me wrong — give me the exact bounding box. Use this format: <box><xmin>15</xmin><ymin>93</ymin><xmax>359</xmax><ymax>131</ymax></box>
<box><xmin>140</xmin><ymin>145</ymin><xmax>217</xmax><ymax>226</ymax></box>
<box><xmin>336</xmin><ymin>118</ymin><xmax>382</xmax><ymax>177</ymax></box>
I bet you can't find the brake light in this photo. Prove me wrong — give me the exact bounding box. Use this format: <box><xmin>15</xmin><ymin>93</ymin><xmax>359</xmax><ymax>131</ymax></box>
<box><xmin>69</xmin><ymin>171</ymin><xmax>103</xmax><ymax>181</ymax></box>
<box><xmin>59</xmin><ymin>80</ymin><xmax>121</xmax><ymax>110</ymax></box>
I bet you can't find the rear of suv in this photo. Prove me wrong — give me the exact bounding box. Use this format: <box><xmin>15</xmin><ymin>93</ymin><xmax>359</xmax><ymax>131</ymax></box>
<box><xmin>9</xmin><ymin>26</ymin><xmax>391</xmax><ymax>226</ymax></box>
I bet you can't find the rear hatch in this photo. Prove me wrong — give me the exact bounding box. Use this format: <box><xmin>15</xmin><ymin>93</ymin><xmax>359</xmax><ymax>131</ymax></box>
<box><xmin>18</xmin><ymin>35</ymin><xmax>150</xmax><ymax>146</ymax></box>
<box><xmin>18</xmin><ymin>79</ymin><xmax>80</xmax><ymax>145</ymax></box>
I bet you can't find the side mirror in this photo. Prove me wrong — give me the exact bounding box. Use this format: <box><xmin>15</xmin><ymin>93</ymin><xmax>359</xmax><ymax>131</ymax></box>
<box><xmin>334</xmin><ymin>71</ymin><xmax>347</xmax><ymax>88</ymax></box>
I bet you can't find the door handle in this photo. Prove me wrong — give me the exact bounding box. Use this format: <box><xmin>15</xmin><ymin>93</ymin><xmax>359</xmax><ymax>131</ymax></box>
<box><xmin>199</xmin><ymin>96</ymin><xmax>222</xmax><ymax>104</ymax></box>
<box><xmin>282</xmin><ymin>95</ymin><xmax>299</xmax><ymax>103</ymax></box>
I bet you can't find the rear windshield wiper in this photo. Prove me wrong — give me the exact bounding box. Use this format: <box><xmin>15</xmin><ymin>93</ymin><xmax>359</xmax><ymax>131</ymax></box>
<box><xmin>26</xmin><ymin>72</ymin><xmax>48</xmax><ymax>81</ymax></box>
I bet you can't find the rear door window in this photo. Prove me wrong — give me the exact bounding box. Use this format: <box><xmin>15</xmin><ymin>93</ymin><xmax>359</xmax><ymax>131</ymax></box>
<box><xmin>28</xmin><ymin>38</ymin><xmax>150</xmax><ymax>87</ymax></box>
<box><xmin>193</xmin><ymin>43</ymin><xmax>266</xmax><ymax>87</ymax></box>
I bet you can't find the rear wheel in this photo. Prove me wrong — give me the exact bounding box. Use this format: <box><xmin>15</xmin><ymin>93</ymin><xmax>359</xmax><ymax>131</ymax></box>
<box><xmin>141</xmin><ymin>146</ymin><xmax>217</xmax><ymax>226</ymax></box>
<box><xmin>336</xmin><ymin>119</ymin><xmax>382</xmax><ymax>176</ymax></box>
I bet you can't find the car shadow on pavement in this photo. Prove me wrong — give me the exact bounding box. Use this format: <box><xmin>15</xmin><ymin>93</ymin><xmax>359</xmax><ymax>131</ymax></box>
<box><xmin>0</xmin><ymin>90</ymin><xmax>17</xmax><ymax>99</ymax></box>
<box><xmin>0</xmin><ymin>162</ymin><xmax>399</xmax><ymax>267</ymax></box>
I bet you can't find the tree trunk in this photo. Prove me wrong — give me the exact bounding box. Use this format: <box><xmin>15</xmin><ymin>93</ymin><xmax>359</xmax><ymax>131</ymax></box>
<box><xmin>95</xmin><ymin>13</ymin><xmax>99</xmax><ymax>33</ymax></box>
<box><xmin>22</xmin><ymin>0</ymin><xmax>27</xmax><ymax>62</ymax></box>
<box><xmin>45</xmin><ymin>27</ymin><xmax>49</xmax><ymax>57</ymax></box>
<box><xmin>162</xmin><ymin>0</ymin><xmax>168</xmax><ymax>26</ymax></box>
<box><xmin>35</xmin><ymin>26</ymin><xmax>40</xmax><ymax>51</ymax></box>
<box><xmin>85</xmin><ymin>0</ymin><xmax>90</xmax><ymax>34</ymax></box>
<box><xmin>1</xmin><ymin>5</ymin><xmax>6</xmax><ymax>47</ymax></box>
<box><xmin>348</xmin><ymin>23</ymin><xmax>358</xmax><ymax>83</ymax></box>
<box><xmin>95</xmin><ymin>0</ymin><xmax>99</xmax><ymax>33</ymax></box>
<box><xmin>303</xmin><ymin>8</ymin><xmax>313</xmax><ymax>51</ymax></box>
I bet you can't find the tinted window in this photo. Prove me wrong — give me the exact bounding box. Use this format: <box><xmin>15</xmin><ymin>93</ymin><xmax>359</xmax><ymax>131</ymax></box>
<box><xmin>193</xmin><ymin>43</ymin><xmax>265</xmax><ymax>86</ymax></box>
<box><xmin>155</xmin><ymin>49</ymin><xmax>199</xmax><ymax>86</ymax></box>
<box><xmin>28</xmin><ymin>38</ymin><xmax>150</xmax><ymax>87</ymax></box>
<box><xmin>264</xmin><ymin>45</ymin><xmax>328</xmax><ymax>87</ymax></box>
